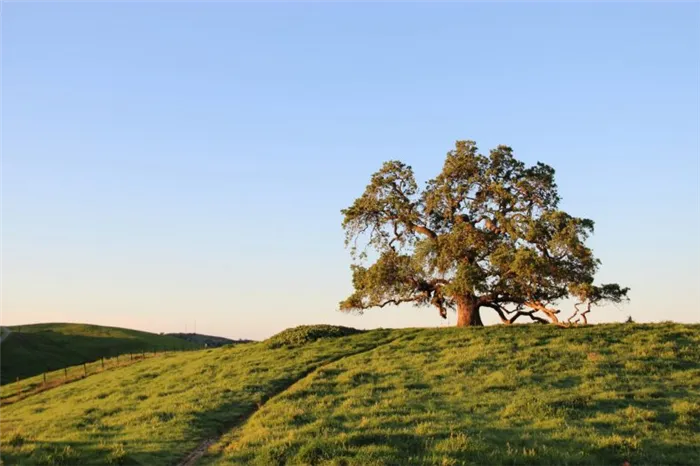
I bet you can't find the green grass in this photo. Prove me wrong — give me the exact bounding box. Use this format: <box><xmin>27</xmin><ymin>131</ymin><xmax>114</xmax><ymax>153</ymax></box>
<box><xmin>1</xmin><ymin>323</ymin><xmax>198</xmax><ymax>384</ymax></box>
<box><xmin>1</xmin><ymin>324</ymin><xmax>699</xmax><ymax>466</ymax></box>
<box><xmin>0</xmin><ymin>327</ymin><xmax>397</xmax><ymax>465</ymax></box>
<box><xmin>167</xmin><ymin>333</ymin><xmax>252</xmax><ymax>348</ymax></box>
<box><xmin>2</xmin><ymin>351</ymin><xmax>168</xmax><ymax>405</ymax></box>
<box><xmin>265</xmin><ymin>325</ymin><xmax>365</xmax><ymax>348</ymax></box>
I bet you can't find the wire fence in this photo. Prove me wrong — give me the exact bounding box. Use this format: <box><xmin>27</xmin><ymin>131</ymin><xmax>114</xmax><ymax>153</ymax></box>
<box><xmin>1</xmin><ymin>346</ymin><xmax>203</xmax><ymax>406</ymax></box>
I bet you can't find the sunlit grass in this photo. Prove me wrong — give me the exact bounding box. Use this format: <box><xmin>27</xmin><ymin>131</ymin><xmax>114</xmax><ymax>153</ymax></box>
<box><xmin>0</xmin><ymin>328</ymin><xmax>397</xmax><ymax>465</ymax></box>
<box><xmin>205</xmin><ymin>323</ymin><xmax>700</xmax><ymax>466</ymax></box>
<box><xmin>1</xmin><ymin>323</ymin><xmax>698</xmax><ymax>466</ymax></box>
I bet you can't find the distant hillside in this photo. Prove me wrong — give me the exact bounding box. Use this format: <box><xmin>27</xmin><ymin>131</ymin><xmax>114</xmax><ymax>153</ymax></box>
<box><xmin>0</xmin><ymin>323</ymin><xmax>197</xmax><ymax>384</ymax></box>
<box><xmin>166</xmin><ymin>332</ymin><xmax>253</xmax><ymax>348</ymax></box>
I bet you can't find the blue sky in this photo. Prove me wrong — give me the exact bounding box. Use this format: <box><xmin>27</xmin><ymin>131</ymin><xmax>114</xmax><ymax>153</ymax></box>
<box><xmin>3</xmin><ymin>2</ymin><xmax>698</xmax><ymax>339</ymax></box>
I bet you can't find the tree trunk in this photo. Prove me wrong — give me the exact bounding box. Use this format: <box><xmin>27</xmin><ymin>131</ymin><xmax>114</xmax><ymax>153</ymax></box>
<box><xmin>455</xmin><ymin>296</ymin><xmax>483</xmax><ymax>327</ymax></box>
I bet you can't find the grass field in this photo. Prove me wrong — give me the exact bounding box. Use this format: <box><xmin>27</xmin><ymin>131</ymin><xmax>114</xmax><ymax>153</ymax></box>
<box><xmin>1</xmin><ymin>350</ymin><xmax>174</xmax><ymax>405</ymax></box>
<box><xmin>166</xmin><ymin>333</ymin><xmax>252</xmax><ymax>348</ymax></box>
<box><xmin>0</xmin><ymin>323</ymin><xmax>198</xmax><ymax>384</ymax></box>
<box><xmin>1</xmin><ymin>323</ymin><xmax>699</xmax><ymax>465</ymax></box>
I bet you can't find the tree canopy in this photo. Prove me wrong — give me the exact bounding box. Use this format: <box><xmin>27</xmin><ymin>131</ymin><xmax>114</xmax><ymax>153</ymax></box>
<box><xmin>340</xmin><ymin>140</ymin><xmax>629</xmax><ymax>327</ymax></box>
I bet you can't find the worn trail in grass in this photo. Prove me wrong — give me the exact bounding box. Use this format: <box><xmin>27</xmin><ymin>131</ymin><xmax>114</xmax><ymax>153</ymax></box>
<box><xmin>202</xmin><ymin>324</ymin><xmax>700</xmax><ymax>466</ymax></box>
<box><xmin>1</xmin><ymin>328</ymin><xmax>399</xmax><ymax>465</ymax></box>
<box><xmin>178</xmin><ymin>334</ymin><xmax>407</xmax><ymax>466</ymax></box>
<box><xmin>1</xmin><ymin>324</ymin><xmax>699</xmax><ymax>466</ymax></box>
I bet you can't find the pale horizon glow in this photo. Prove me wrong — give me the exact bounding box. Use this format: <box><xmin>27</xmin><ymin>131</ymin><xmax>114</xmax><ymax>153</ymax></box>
<box><xmin>2</xmin><ymin>3</ymin><xmax>699</xmax><ymax>340</ymax></box>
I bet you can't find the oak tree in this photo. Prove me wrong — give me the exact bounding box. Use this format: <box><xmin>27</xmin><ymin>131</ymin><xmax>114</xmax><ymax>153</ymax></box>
<box><xmin>340</xmin><ymin>140</ymin><xmax>629</xmax><ymax>327</ymax></box>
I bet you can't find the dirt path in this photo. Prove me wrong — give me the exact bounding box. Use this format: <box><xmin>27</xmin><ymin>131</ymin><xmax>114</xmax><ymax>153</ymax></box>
<box><xmin>175</xmin><ymin>337</ymin><xmax>402</xmax><ymax>466</ymax></box>
<box><xmin>0</xmin><ymin>327</ymin><xmax>11</xmax><ymax>344</ymax></box>
<box><xmin>178</xmin><ymin>438</ymin><xmax>218</xmax><ymax>466</ymax></box>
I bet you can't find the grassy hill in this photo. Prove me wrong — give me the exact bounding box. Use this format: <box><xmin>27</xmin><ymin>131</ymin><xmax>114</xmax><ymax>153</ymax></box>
<box><xmin>166</xmin><ymin>333</ymin><xmax>253</xmax><ymax>348</ymax></box>
<box><xmin>1</xmin><ymin>323</ymin><xmax>699</xmax><ymax>465</ymax></box>
<box><xmin>0</xmin><ymin>323</ymin><xmax>197</xmax><ymax>384</ymax></box>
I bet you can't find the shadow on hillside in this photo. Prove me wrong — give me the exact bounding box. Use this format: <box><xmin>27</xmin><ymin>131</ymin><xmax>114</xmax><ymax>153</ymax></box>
<box><xmin>200</xmin><ymin>334</ymin><xmax>698</xmax><ymax>465</ymax></box>
<box><xmin>176</xmin><ymin>341</ymin><xmax>403</xmax><ymax>464</ymax></box>
<box><xmin>0</xmin><ymin>437</ymin><xmax>185</xmax><ymax>466</ymax></box>
<box><xmin>1</xmin><ymin>331</ymin><xmax>193</xmax><ymax>384</ymax></box>
<box><xmin>4</xmin><ymin>421</ymin><xmax>694</xmax><ymax>466</ymax></box>
<box><xmin>245</xmin><ymin>420</ymin><xmax>692</xmax><ymax>465</ymax></box>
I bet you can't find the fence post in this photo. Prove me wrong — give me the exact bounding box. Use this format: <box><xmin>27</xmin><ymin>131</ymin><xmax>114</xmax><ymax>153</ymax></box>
<box><xmin>101</xmin><ymin>357</ymin><xmax>105</xmax><ymax>370</ymax></box>
<box><xmin>83</xmin><ymin>363</ymin><xmax>87</xmax><ymax>377</ymax></box>
<box><xmin>130</xmin><ymin>353</ymin><xmax>133</xmax><ymax>361</ymax></box>
<box><xmin>16</xmin><ymin>377</ymin><xmax>20</xmax><ymax>399</ymax></box>
<box><xmin>43</xmin><ymin>372</ymin><xmax>46</xmax><ymax>386</ymax></box>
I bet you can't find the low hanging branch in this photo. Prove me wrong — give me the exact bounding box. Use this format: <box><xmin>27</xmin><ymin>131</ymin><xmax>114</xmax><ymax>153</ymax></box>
<box><xmin>524</xmin><ymin>301</ymin><xmax>562</xmax><ymax>325</ymax></box>
<box><xmin>481</xmin><ymin>303</ymin><xmax>550</xmax><ymax>325</ymax></box>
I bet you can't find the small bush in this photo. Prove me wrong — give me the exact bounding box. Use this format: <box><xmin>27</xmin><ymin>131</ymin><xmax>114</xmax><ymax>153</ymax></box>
<box><xmin>266</xmin><ymin>325</ymin><xmax>364</xmax><ymax>348</ymax></box>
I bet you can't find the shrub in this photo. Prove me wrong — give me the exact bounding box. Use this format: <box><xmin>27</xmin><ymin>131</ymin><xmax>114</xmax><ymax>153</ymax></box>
<box><xmin>266</xmin><ymin>325</ymin><xmax>364</xmax><ymax>348</ymax></box>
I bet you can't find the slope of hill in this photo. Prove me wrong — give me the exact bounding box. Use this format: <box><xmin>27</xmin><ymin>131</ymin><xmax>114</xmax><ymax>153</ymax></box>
<box><xmin>166</xmin><ymin>332</ymin><xmax>253</xmax><ymax>348</ymax></box>
<box><xmin>0</xmin><ymin>323</ymin><xmax>197</xmax><ymax>384</ymax></box>
<box><xmin>1</xmin><ymin>324</ymin><xmax>698</xmax><ymax>466</ymax></box>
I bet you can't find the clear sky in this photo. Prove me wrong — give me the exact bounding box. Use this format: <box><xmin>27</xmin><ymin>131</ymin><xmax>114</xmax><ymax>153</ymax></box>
<box><xmin>3</xmin><ymin>2</ymin><xmax>699</xmax><ymax>340</ymax></box>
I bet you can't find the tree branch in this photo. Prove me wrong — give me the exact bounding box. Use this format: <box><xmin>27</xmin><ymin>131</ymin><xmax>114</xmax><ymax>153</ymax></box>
<box><xmin>580</xmin><ymin>301</ymin><xmax>592</xmax><ymax>325</ymax></box>
<box><xmin>509</xmin><ymin>310</ymin><xmax>549</xmax><ymax>324</ymax></box>
<box><xmin>388</xmin><ymin>222</ymin><xmax>403</xmax><ymax>250</ymax></box>
<box><xmin>429</xmin><ymin>278</ymin><xmax>450</xmax><ymax>286</ymax></box>
<box><xmin>524</xmin><ymin>301</ymin><xmax>561</xmax><ymax>324</ymax></box>
<box><xmin>375</xmin><ymin>297</ymin><xmax>419</xmax><ymax>308</ymax></box>
<box><xmin>481</xmin><ymin>302</ymin><xmax>510</xmax><ymax>324</ymax></box>
<box><xmin>482</xmin><ymin>302</ymin><xmax>549</xmax><ymax>325</ymax></box>
<box><xmin>412</xmin><ymin>224</ymin><xmax>438</xmax><ymax>239</ymax></box>
<box><xmin>567</xmin><ymin>301</ymin><xmax>585</xmax><ymax>324</ymax></box>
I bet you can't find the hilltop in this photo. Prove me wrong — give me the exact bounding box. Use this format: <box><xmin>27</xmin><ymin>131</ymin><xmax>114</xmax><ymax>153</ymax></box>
<box><xmin>166</xmin><ymin>333</ymin><xmax>253</xmax><ymax>348</ymax></box>
<box><xmin>0</xmin><ymin>323</ymin><xmax>197</xmax><ymax>384</ymax></box>
<box><xmin>1</xmin><ymin>323</ymin><xmax>699</xmax><ymax>465</ymax></box>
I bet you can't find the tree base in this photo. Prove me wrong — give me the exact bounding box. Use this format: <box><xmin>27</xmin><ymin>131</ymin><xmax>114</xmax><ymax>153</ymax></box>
<box><xmin>456</xmin><ymin>297</ymin><xmax>483</xmax><ymax>327</ymax></box>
